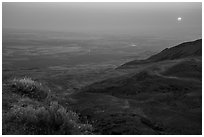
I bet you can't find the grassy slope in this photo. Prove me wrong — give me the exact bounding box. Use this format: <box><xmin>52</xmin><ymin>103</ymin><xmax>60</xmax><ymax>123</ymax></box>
<box><xmin>162</xmin><ymin>57</ymin><xmax>202</xmax><ymax>80</ymax></box>
<box><xmin>70</xmin><ymin>57</ymin><xmax>202</xmax><ymax>135</ymax></box>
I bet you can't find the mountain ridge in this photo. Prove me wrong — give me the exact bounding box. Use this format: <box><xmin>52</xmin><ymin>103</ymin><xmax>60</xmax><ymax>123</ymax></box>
<box><xmin>119</xmin><ymin>39</ymin><xmax>202</xmax><ymax>68</ymax></box>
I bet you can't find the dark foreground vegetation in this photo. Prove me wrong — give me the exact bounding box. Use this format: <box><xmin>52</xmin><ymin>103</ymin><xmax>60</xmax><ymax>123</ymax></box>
<box><xmin>2</xmin><ymin>39</ymin><xmax>202</xmax><ymax>135</ymax></box>
<box><xmin>2</xmin><ymin>77</ymin><xmax>93</xmax><ymax>135</ymax></box>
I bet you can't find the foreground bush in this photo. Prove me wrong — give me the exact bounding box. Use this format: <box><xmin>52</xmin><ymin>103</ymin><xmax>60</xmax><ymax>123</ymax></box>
<box><xmin>10</xmin><ymin>77</ymin><xmax>48</xmax><ymax>100</ymax></box>
<box><xmin>3</xmin><ymin>101</ymin><xmax>93</xmax><ymax>135</ymax></box>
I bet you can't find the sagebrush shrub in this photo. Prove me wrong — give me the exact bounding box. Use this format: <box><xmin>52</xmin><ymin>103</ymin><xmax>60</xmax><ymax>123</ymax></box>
<box><xmin>3</xmin><ymin>101</ymin><xmax>93</xmax><ymax>135</ymax></box>
<box><xmin>10</xmin><ymin>77</ymin><xmax>48</xmax><ymax>100</ymax></box>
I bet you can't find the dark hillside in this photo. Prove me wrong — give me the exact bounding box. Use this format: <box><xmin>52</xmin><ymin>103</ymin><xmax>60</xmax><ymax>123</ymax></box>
<box><xmin>119</xmin><ymin>39</ymin><xmax>201</xmax><ymax>68</ymax></box>
<box><xmin>71</xmin><ymin>39</ymin><xmax>202</xmax><ymax>134</ymax></box>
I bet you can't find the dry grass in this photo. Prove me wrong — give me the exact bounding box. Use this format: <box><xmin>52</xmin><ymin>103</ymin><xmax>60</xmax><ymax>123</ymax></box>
<box><xmin>3</xmin><ymin>101</ymin><xmax>93</xmax><ymax>135</ymax></box>
<box><xmin>3</xmin><ymin>77</ymin><xmax>93</xmax><ymax>135</ymax></box>
<box><xmin>10</xmin><ymin>77</ymin><xmax>48</xmax><ymax>100</ymax></box>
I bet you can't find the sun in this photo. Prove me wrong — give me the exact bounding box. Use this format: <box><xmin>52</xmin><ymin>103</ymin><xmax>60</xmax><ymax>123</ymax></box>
<box><xmin>177</xmin><ymin>17</ymin><xmax>182</xmax><ymax>21</ymax></box>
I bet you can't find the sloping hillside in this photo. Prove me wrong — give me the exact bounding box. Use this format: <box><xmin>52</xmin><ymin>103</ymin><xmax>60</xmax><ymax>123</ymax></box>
<box><xmin>70</xmin><ymin>39</ymin><xmax>202</xmax><ymax>135</ymax></box>
<box><xmin>162</xmin><ymin>58</ymin><xmax>202</xmax><ymax>80</ymax></box>
<box><xmin>119</xmin><ymin>39</ymin><xmax>201</xmax><ymax>68</ymax></box>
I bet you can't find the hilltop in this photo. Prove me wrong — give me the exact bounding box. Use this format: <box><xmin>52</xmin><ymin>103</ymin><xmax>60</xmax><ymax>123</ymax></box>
<box><xmin>119</xmin><ymin>39</ymin><xmax>201</xmax><ymax>68</ymax></box>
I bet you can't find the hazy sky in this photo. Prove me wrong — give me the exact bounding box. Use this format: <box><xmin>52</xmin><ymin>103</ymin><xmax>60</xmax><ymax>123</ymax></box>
<box><xmin>2</xmin><ymin>2</ymin><xmax>202</xmax><ymax>38</ymax></box>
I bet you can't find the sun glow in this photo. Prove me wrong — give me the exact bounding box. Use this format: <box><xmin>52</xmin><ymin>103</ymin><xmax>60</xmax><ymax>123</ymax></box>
<box><xmin>177</xmin><ymin>17</ymin><xmax>182</xmax><ymax>21</ymax></box>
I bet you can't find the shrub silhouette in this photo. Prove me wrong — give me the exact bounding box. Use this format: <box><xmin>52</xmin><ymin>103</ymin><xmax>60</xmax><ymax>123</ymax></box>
<box><xmin>10</xmin><ymin>77</ymin><xmax>48</xmax><ymax>100</ymax></box>
<box><xmin>3</xmin><ymin>101</ymin><xmax>93</xmax><ymax>135</ymax></box>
